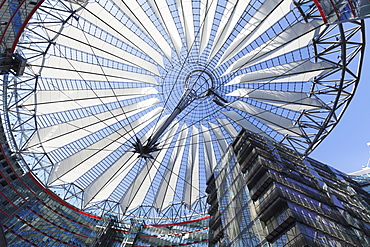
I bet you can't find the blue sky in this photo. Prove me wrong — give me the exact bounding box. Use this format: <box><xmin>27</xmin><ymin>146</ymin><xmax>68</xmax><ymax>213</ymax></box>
<box><xmin>311</xmin><ymin>19</ymin><xmax>370</xmax><ymax>174</ymax></box>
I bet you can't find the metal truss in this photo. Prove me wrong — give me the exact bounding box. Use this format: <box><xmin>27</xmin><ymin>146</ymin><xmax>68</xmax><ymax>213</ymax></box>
<box><xmin>0</xmin><ymin>0</ymin><xmax>366</xmax><ymax>223</ymax></box>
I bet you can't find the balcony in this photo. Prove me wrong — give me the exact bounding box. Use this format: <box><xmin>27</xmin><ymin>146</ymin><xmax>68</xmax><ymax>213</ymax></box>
<box><xmin>265</xmin><ymin>208</ymin><xmax>296</xmax><ymax>243</ymax></box>
<box><xmin>208</xmin><ymin>202</ymin><xmax>219</xmax><ymax>216</ymax></box>
<box><xmin>235</xmin><ymin>143</ymin><xmax>253</xmax><ymax>161</ymax></box>
<box><xmin>272</xmin><ymin>173</ymin><xmax>333</xmax><ymax>206</ymax></box>
<box><xmin>0</xmin><ymin>53</ymin><xmax>26</xmax><ymax>76</ymax></box>
<box><xmin>283</xmin><ymin>233</ymin><xmax>321</xmax><ymax>247</ymax></box>
<box><xmin>255</xmin><ymin>186</ymin><xmax>282</xmax><ymax>215</ymax></box>
<box><xmin>207</xmin><ymin>189</ymin><xmax>218</xmax><ymax>205</ymax></box>
<box><xmin>210</xmin><ymin>226</ymin><xmax>223</xmax><ymax>244</ymax></box>
<box><xmin>292</xmin><ymin>209</ymin><xmax>362</xmax><ymax>246</ymax></box>
<box><xmin>239</xmin><ymin>148</ymin><xmax>259</xmax><ymax>173</ymax></box>
<box><xmin>248</xmin><ymin>171</ymin><xmax>273</xmax><ymax>201</ymax></box>
<box><xmin>209</xmin><ymin>210</ymin><xmax>221</xmax><ymax>230</ymax></box>
<box><xmin>242</xmin><ymin>158</ymin><xmax>271</xmax><ymax>185</ymax></box>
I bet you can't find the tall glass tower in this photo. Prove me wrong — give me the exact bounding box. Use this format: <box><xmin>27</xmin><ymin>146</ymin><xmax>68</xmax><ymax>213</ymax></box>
<box><xmin>207</xmin><ymin>130</ymin><xmax>370</xmax><ymax>246</ymax></box>
<box><xmin>350</xmin><ymin>166</ymin><xmax>370</xmax><ymax>194</ymax></box>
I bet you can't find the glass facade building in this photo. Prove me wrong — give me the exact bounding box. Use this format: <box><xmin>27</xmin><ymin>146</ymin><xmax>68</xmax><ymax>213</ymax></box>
<box><xmin>0</xmin><ymin>140</ymin><xmax>109</xmax><ymax>246</ymax></box>
<box><xmin>0</xmin><ymin>139</ymin><xmax>210</xmax><ymax>246</ymax></box>
<box><xmin>350</xmin><ymin>167</ymin><xmax>370</xmax><ymax>194</ymax></box>
<box><xmin>207</xmin><ymin>130</ymin><xmax>370</xmax><ymax>247</ymax></box>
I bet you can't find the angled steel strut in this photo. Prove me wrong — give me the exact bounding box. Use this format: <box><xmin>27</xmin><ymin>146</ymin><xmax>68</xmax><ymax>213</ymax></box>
<box><xmin>133</xmin><ymin>70</ymin><xmax>214</xmax><ymax>158</ymax></box>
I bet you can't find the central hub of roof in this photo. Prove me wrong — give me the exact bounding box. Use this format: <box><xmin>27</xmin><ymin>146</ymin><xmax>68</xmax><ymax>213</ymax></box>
<box><xmin>185</xmin><ymin>70</ymin><xmax>214</xmax><ymax>98</ymax></box>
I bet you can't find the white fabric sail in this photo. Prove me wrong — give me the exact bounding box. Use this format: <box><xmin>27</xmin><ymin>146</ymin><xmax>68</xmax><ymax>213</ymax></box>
<box><xmin>12</xmin><ymin>0</ymin><xmax>360</xmax><ymax>221</ymax></box>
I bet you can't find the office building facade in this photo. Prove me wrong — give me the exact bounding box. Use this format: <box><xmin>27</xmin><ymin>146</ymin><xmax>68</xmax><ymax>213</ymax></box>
<box><xmin>207</xmin><ymin>130</ymin><xmax>370</xmax><ymax>247</ymax></box>
<box><xmin>350</xmin><ymin>166</ymin><xmax>370</xmax><ymax>194</ymax></box>
<box><xmin>0</xmin><ymin>137</ymin><xmax>210</xmax><ymax>246</ymax></box>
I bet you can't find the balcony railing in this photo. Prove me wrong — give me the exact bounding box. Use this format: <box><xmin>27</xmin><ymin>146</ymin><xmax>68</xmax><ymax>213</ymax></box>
<box><xmin>291</xmin><ymin>208</ymin><xmax>362</xmax><ymax>246</ymax></box>
<box><xmin>249</xmin><ymin>172</ymin><xmax>273</xmax><ymax>201</ymax></box>
<box><xmin>255</xmin><ymin>186</ymin><xmax>281</xmax><ymax>215</ymax></box>
<box><xmin>265</xmin><ymin>208</ymin><xmax>295</xmax><ymax>242</ymax></box>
